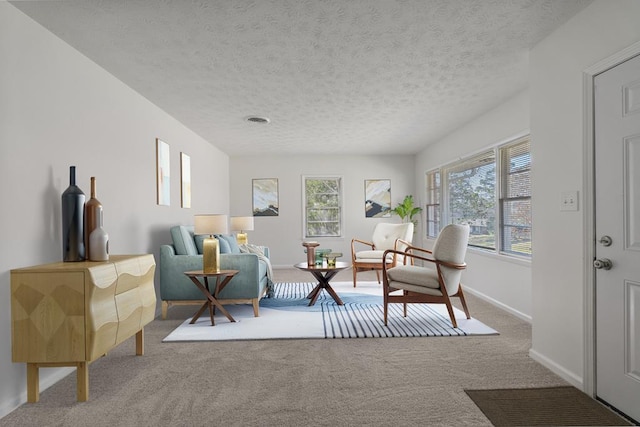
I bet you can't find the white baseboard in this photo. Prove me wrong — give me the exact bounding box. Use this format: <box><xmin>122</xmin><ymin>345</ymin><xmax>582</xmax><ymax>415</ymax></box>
<box><xmin>528</xmin><ymin>349</ymin><xmax>583</xmax><ymax>389</ymax></box>
<box><xmin>459</xmin><ymin>286</ymin><xmax>584</xmax><ymax>391</ymax></box>
<box><xmin>463</xmin><ymin>287</ymin><xmax>585</xmax><ymax>389</ymax></box>
<box><xmin>0</xmin><ymin>367</ymin><xmax>75</xmax><ymax>419</ymax></box>
<box><xmin>463</xmin><ymin>286</ymin><xmax>532</xmax><ymax>323</ymax></box>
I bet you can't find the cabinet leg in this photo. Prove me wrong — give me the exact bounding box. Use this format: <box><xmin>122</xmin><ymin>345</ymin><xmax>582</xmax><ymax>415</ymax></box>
<box><xmin>136</xmin><ymin>328</ymin><xmax>144</xmax><ymax>356</ymax></box>
<box><xmin>26</xmin><ymin>363</ymin><xmax>39</xmax><ymax>403</ymax></box>
<box><xmin>76</xmin><ymin>362</ymin><xmax>88</xmax><ymax>402</ymax></box>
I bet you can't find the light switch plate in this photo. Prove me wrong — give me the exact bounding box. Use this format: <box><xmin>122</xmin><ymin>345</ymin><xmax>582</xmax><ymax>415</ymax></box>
<box><xmin>561</xmin><ymin>191</ymin><xmax>579</xmax><ymax>211</ymax></box>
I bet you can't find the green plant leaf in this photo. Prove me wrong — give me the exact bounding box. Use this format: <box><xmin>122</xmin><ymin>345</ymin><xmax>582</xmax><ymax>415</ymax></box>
<box><xmin>391</xmin><ymin>195</ymin><xmax>422</xmax><ymax>222</ymax></box>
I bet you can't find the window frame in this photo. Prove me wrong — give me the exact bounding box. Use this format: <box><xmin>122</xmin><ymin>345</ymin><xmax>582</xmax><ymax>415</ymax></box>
<box><xmin>442</xmin><ymin>149</ymin><xmax>497</xmax><ymax>251</ymax></box>
<box><xmin>425</xmin><ymin>169</ymin><xmax>440</xmax><ymax>239</ymax></box>
<box><xmin>302</xmin><ymin>175</ymin><xmax>344</xmax><ymax>238</ymax></box>
<box><xmin>498</xmin><ymin>137</ymin><xmax>531</xmax><ymax>257</ymax></box>
<box><xmin>424</xmin><ymin>135</ymin><xmax>531</xmax><ymax>259</ymax></box>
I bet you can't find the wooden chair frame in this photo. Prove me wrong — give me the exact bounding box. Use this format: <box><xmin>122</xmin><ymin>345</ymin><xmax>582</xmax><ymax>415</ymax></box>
<box><xmin>351</xmin><ymin>237</ymin><xmax>406</xmax><ymax>287</ymax></box>
<box><xmin>382</xmin><ymin>243</ymin><xmax>470</xmax><ymax>328</ymax></box>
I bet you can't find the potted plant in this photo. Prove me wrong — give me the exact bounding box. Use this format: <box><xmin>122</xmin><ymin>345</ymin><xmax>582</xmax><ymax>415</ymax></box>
<box><xmin>391</xmin><ymin>195</ymin><xmax>422</xmax><ymax>229</ymax></box>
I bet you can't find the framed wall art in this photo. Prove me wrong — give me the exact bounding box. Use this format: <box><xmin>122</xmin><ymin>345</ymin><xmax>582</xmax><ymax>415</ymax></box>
<box><xmin>180</xmin><ymin>152</ymin><xmax>191</xmax><ymax>208</ymax></box>
<box><xmin>364</xmin><ymin>179</ymin><xmax>391</xmax><ymax>218</ymax></box>
<box><xmin>156</xmin><ymin>138</ymin><xmax>170</xmax><ymax>206</ymax></box>
<box><xmin>252</xmin><ymin>178</ymin><xmax>279</xmax><ymax>216</ymax></box>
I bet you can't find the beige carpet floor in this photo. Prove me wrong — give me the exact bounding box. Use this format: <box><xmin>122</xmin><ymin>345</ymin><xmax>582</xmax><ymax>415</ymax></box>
<box><xmin>1</xmin><ymin>269</ymin><xmax>572</xmax><ymax>427</ymax></box>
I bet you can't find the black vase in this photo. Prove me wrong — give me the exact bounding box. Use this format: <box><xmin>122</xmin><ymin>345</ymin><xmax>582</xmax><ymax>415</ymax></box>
<box><xmin>62</xmin><ymin>166</ymin><xmax>86</xmax><ymax>261</ymax></box>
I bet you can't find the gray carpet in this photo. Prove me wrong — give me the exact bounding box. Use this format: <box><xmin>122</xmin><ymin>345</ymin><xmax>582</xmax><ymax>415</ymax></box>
<box><xmin>0</xmin><ymin>269</ymin><xmax>569</xmax><ymax>427</ymax></box>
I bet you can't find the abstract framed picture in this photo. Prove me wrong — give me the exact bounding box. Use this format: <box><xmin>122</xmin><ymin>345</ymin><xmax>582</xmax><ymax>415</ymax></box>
<box><xmin>364</xmin><ymin>179</ymin><xmax>391</xmax><ymax>218</ymax></box>
<box><xmin>252</xmin><ymin>178</ymin><xmax>279</xmax><ymax>216</ymax></box>
<box><xmin>180</xmin><ymin>152</ymin><xmax>191</xmax><ymax>208</ymax></box>
<box><xmin>156</xmin><ymin>138</ymin><xmax>170</xmax><ymax>206</ymax></box>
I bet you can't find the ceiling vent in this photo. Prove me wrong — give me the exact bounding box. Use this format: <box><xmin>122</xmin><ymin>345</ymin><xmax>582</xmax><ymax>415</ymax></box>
<box><xmin>246</xmin><ymin>116</ymin><xmax>270</xmax><ymax>124</ymax></box>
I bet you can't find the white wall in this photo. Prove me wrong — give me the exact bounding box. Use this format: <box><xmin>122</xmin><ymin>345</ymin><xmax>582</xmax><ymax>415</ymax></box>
<box><xmin>414</xmin><ymin>90</ymin><xmax>532</xmax><ymax>320</ymax></box>
<box><xmin>0</xmin><ymin>3</ymin><xmax>229</xmax><ymax>416</ymax></box>
<box><xmin>229</xmin><ymin>155</ymin><xmax>415</xmax><ymax>266</ymax></box>
<box><xmin>529</xmin><ymin>0</ymin><xmax>640</xmax><ymax>387</ymax></box>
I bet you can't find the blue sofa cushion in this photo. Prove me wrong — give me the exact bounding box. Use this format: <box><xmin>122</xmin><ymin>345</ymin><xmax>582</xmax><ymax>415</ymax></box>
<box><xmin>194</xmin><ymin>234</ymin><xmax>205</xmax><ymax>254</ymax></box>
<box><xmin>195</xmin><ymin>234</ymin><xmax>232</xmax><ymax>254</ymax></box>
<box><xmin>170</xmin><ymin>225</ymin><xmax>198</xmax><ymax>255</ymax></box>
<box><xmin>216</xmin><ymin>235</ymin><xmax>231</xmax><ymax>254</ymax></box>
<box><xmin>216</xmin><ymin>234</ymin><xmax>240</xmax><ymax>253</ymax></box>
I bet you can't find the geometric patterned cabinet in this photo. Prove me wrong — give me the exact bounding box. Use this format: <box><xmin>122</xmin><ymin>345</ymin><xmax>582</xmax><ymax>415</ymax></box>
<box><xmin>10</xmin><ymin>254</ymin><xmax>156</xmax><ymax>402</ymax></box>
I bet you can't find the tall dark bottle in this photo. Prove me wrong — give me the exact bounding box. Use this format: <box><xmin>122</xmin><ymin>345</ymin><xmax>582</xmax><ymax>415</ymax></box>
<box><xmin>62</xmin><ymin>166</ymin><xmax>86</xmax><ymax>261</ymax></box>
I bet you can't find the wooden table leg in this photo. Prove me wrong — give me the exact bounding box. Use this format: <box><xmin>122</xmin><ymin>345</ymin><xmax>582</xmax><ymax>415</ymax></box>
<box><xmin>306</xmin><ymin>283</ymin><xmax>321</xmax><ymax>299</ymax></box>
<box><xmin>189</xmin><ymin>301</ymin><xmax>210</xmax><ymax>324</ymax></box>
<box><xmin>186</xmin><ymin>275</ymin><xmax>236</xmax><ymax>325</ymax></box>
<box><xmin>307</xmin><ymin>270</ymin><xmax>344</xmax><ymax>306</ymax></box>
<box><xmin>324</xmin><ymin>284</ymin><xmax>344</xmax><ymax>305</ymax></box>
<box><xmin>206</xmin><ymin>296</ymin><xmax>235</xmax><ymax>323</ymax></box>
<box><xmin>308</xmin><ymin>284</ymin><xmax>323</xmax><ymax>306</ymax></box>
<box><xmin>26</xmin><ymin>363</ymin><xmax>39</xmax><ymax>403</ymax></box>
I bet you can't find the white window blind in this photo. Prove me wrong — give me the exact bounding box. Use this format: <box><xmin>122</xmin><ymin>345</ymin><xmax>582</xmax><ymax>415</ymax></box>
<box><xmin>499</xmin><ymin>139</ymin><xmax>531</xmax><ymax>256</ymax></box>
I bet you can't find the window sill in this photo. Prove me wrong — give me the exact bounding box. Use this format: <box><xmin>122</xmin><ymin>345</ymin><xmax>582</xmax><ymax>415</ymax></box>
<box><xmin>467</xmin><ymin>246</ymin><xmax>531</xmax><ymax>267</ymax></box>
<box><xmin>422</xmin><ymin>237</ymin><xmax>531</xmax><ymax>267</ymax></box>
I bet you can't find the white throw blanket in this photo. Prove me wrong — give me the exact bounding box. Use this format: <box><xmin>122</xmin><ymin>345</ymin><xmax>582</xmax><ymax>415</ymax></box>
<box><xmin>239</xmin><ymin>243</ymin><xmax>274</xmax><ymax>295</ymax></box>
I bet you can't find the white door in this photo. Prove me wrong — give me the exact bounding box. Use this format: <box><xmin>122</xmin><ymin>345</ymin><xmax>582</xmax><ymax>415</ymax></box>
<box><xmin>594</xmin><ymin>53</ymin><xmax>640</xmax><ymax>422</ymax></box>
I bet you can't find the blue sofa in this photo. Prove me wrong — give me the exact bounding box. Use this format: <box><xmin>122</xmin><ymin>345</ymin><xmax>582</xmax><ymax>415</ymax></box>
<box><xmin>159</xmin><ymin>225</ymin><xmax>272</xmax><ymax>319</ymax></box>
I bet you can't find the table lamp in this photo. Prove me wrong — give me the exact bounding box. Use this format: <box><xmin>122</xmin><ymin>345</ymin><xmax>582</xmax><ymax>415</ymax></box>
<box><xmin>194</xmin><ymin>214</ymin><xmax>228</xmax><ymax>273</ymax></box>
<box><xmin>230</xmin><ymin>216</ymin><xmax>254</xmax><ymax>245</ymax></box>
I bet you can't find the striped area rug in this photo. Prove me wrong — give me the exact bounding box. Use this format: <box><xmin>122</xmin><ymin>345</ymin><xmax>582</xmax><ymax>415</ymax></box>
<box><xmin>163</xmin><ymin>281</ymin><xmax>497</xmax><ymax>342</ymax></box>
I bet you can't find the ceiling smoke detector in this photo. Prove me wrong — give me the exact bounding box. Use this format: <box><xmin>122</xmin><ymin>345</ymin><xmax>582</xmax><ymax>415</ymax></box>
<box><xmin>246</xmin><ymin>116</ymin><xmax>270</xmax><ymax>124</ymax></box>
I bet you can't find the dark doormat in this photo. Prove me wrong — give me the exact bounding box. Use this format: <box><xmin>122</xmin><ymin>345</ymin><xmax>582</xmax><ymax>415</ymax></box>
<box><xmin>465</xmin><ymin>386</ymin><xmax>632</xmax><ymax>426</ymax></box>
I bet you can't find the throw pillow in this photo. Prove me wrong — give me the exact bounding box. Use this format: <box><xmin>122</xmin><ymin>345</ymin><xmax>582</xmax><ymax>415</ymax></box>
<box><xmin>195</xmin><ymin>234</ymin><xmax>231</xmax><ymax>254</ymax></box>
<box><xmin>170</xmin><ymin>225</ymin><xmax>198</xmax><ymax>255</ymax></box>
<box><xmin>221</xmin><ymin>234</ymin><xmax>241</xmax><ymax>253</ymax></box>
<box><xmin>213</xmin><ymin>234</ymin><xmax>232</xmax><ymax>254</ymax></box>
<box><xmin>194</xmin><ymin>234</ymin><xmax>205</xmax><ymax>254</ymax></box>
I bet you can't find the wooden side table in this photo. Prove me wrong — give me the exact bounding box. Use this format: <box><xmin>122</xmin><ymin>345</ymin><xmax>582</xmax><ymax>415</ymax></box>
<box><xmin>183</xmin><ymin>270</ymin><xmax>239</xmax><ymax>326</ymax></box>
<box><xmin>294</xmin><ymin>262</ymin><xmax>350</xmax><ymax>306</ymax></box>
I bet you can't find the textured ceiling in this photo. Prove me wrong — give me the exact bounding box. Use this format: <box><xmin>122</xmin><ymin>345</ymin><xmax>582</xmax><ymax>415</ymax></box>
<box><xmin>10</xmin><ymin>0</ymin><xmax>592</xmax><ymax>156</ymax></box>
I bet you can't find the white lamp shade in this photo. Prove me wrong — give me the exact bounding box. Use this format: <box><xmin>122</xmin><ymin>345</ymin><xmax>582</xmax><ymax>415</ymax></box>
<box><xmin>194</xmin><ymin>214</ymin><xmax>228</xmax><ymax>235</ymax></box>
<box><xmin>230</xmin><ymin>216</ymin><xmax>254</xmax><ymax>231</ymax></box>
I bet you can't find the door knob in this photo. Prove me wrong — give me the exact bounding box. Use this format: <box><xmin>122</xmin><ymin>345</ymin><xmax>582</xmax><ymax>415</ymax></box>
<box><xmin>593</xmin><ymin>258</ymin><xmax>612</xmax><ymax>270</ymax></box>
<box><xmin>599</xmin><ymin>235</ymin><xmax>612</xmax><ymax>247</ymax></box>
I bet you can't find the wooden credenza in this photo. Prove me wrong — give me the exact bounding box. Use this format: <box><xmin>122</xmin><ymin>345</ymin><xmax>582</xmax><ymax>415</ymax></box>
<box><xmin>10</xmin><ymin>254</ymin><xmax>156</xmax><ymax>402</ymax></box>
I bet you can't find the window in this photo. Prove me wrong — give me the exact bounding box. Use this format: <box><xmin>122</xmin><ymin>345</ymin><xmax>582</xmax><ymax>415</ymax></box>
<box><xmin>499</xmin><ymin>139</ymin><xmax>531</xmax><ymax>256</ymax></box>
<box><xmin>303</xmin><ymin>176</ymin><xmax>342</xmax><ymax>238</ymax></box>
<box><xmin>425</xmin><ymin>136</ymin><xmax>531</xmax><ymax>258</ymax></box>
<box><xmin>445</xmin><ymin>150</ymin><xmax>496</xmax><ymax>250</ymax></box>
<box><xmin>425</xmin><ymin>170</ymin><xmax>440</xmax><ymax>238</ymax></box>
